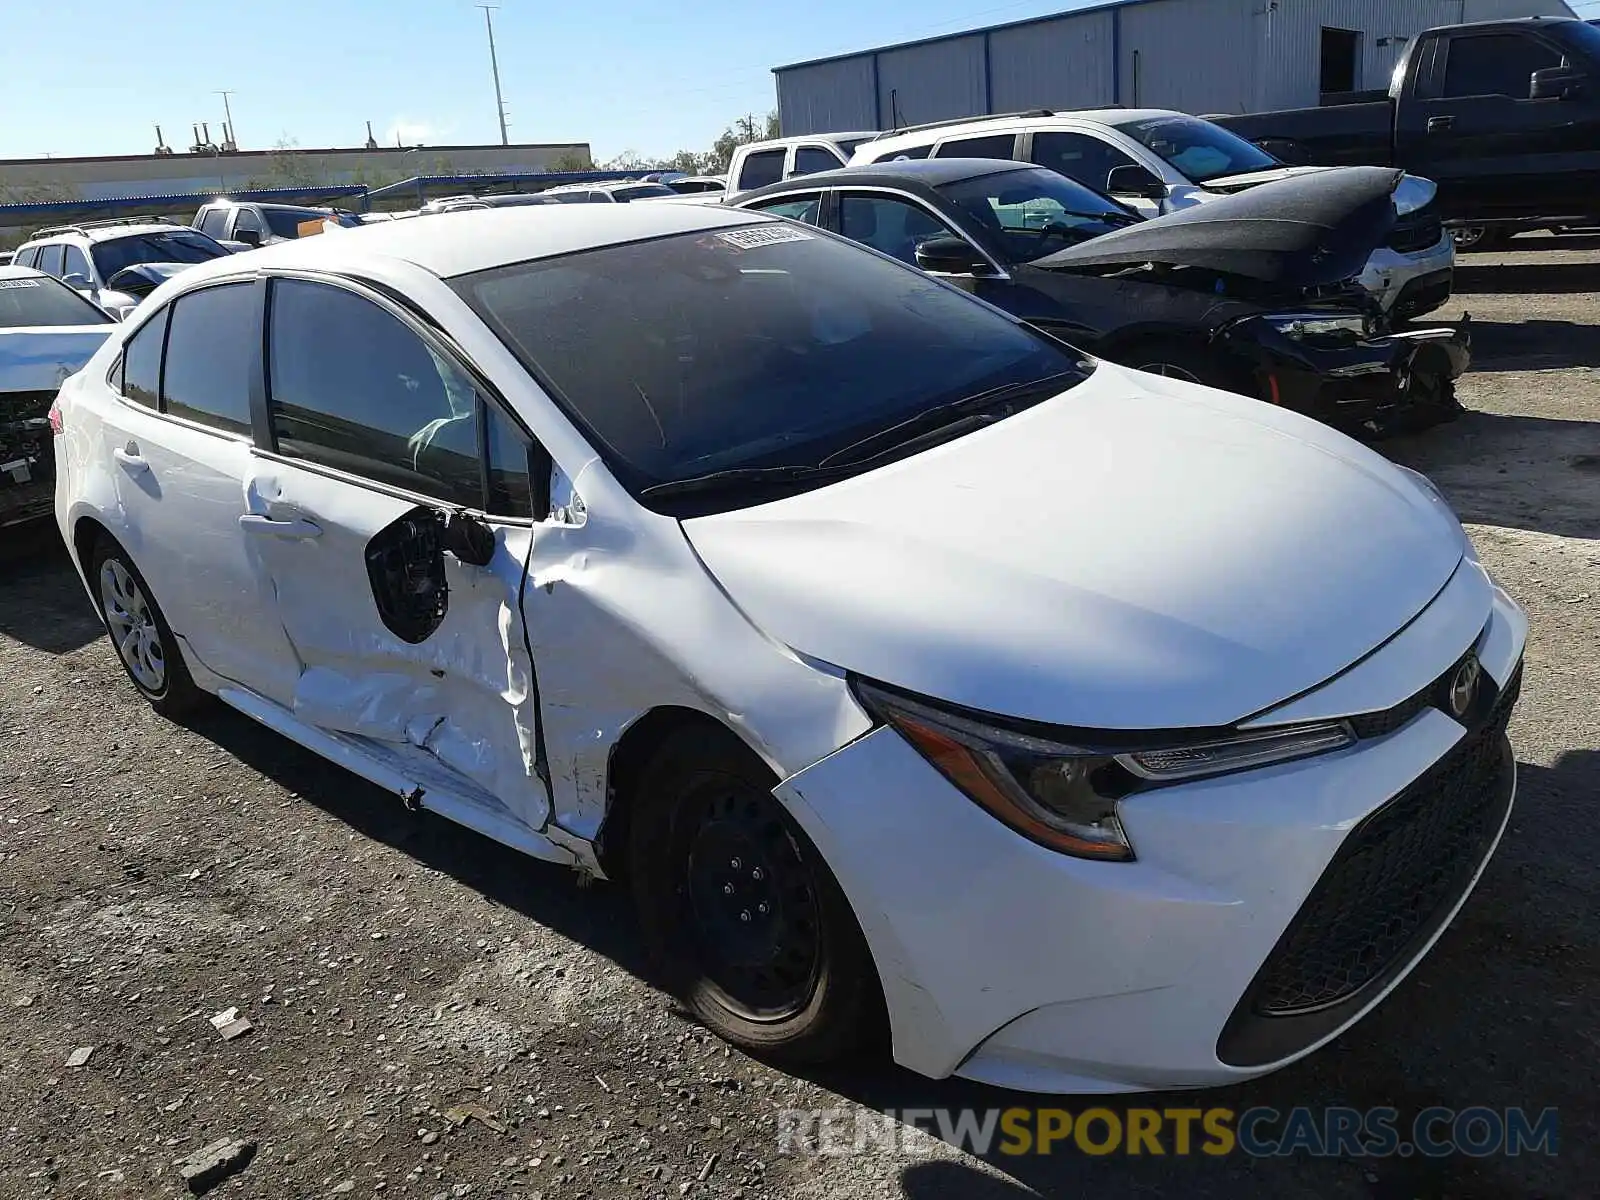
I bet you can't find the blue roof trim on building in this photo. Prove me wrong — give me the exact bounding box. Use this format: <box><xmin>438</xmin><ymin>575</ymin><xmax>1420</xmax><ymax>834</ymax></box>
<box><xmin>774</xmin><ymin>0</ymin><xmax>1163</xmax><ymax>73</ymax></box>
<box><xmin>0</xmin><ymin>184</ymin><xmax>371</xmax><ymax>223</ymax></box>
<box><xmin>363</xmin><ymin>170</ymin><xmax>680</xmax><ymax>203</ymax></box>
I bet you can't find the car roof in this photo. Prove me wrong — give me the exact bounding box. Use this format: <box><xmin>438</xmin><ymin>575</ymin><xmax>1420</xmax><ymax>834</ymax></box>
<box><xmin>745</xmin><ymin>132</ymin><xmax>877</xmax><ymax>150</ymax></box>
<box><xmin>0</xmin><ymin>264</ymin><xmax>50</xmax><ymax>280</ymax></box>
<box><xmin>23</xmin><ymin>222</ymin><xmax>194</xmax><ymax>245</ymax></box>
<box><xmin>737</xmin><ymin>157</ymin><xmax>1043</xmax><ymax>201</ymax></box>
<box><xmin>168</xmin><ymin>202</ymin><xmax>774</xmax><ymax>281</ymax></box>
<box><xmin>862</xmin><ymin>108</ymin><xmax>1185</xmax><ymax>150</ymax></box>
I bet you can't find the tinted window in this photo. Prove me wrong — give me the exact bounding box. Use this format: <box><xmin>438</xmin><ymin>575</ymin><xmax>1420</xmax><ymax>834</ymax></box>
<box><xmin>940</xmin><ymin>168</ymin><xmax>1140</xmax><ymax>263</ymax></box>
<box><xmin>161</xmin><ymin>283</ymin><xmax>256</xmax><ymax>434</ymax></box>
<box><xmin>736</xmin><ymin>149</ymin><xmax>785</xmax><ymax>190</ymax></box>
<box><xmin>454</xmin><ymin>226</ymin><xmax>1088</xmax><ymax>502</ymax></box>
<box><xmin>884</xmin><ymin>143</ymin><xmax>932</xmax><ymax>161</ymax></box>
<box><xmin>61</xmin><ymin>245</ymin><xmax>92</xmax><ymax>282</ymax></box>
<box><xmin>936</xmin><ymin>133</ymin><xmax>1018</xmax><ymax>160</ymax></box>
<box><xmin>0</xmin><ymin>274</ymin><xmax>113</xmax><ymax>328</ymax></box>
<box><xmin>13</xmin><ymin>247</ymin><xmax>39</xmax><ymax>269</ymax></box>
<box><xmin>486</xmin><ymin>403</ymin><xmax>534</xmax><ymax>518</ymax></box>
<box><xmin>1442</xmin><ymin>34</ymin><xmax>1561</xmax><ymax>99</ymax></box>
<box><xmin>611</xmin><ymin>185</ymin><xmax>676</xmax><ymax>202</ymax></box>
<box><xmin>38</xmin><ymin>245</ymin><xmax>65</xmax><ymax>276</ymax></box>
<box><xmin>835</xmin><ymin>137</ymin><xmax>870</xmax><ymax>158</ymax></box>
<box><xmin>1030</xmin><ymin>131</ymin><xmax>1140</xmax><ymax>194</ymax></box>
<box><xmin>745</xmin><ymin>195</ymin><xmax>822</xmax><ymax>224</ymax></box>
<box><xmin>263</xmin><ymin>207</ymin><xmax>328</xmax><ymax>237</ymax></box>
<box><xmin>1111</xmin><ymin>115</ymin><xmax>1280</xmax><ymax>183</ymax></box>
<box><xmin>233</xmin><ymin>209</ymin><xmax>264</xmax><ymax>234</ymax></box>
<box><xmin>839</xmin><ymin>194</ymin><xmax>958</xmax><ymax>265</ymax></box>
<box><xmin>267</xmin><ymin>279</ymin><xmax>482</xmax><ymax>506</ymax></box>
<box><xmin>91</xmin><ymin>231</ymin><xmax>228</xmax><ymax>279</ymax></box>
<box><xmin>794</xmin><ymin>146</ymin><xmax>843</xmax><ymax>175</ymax></box>
<box><xmin>551</xmin><ymin>190</ymin><xmax>596</xmax><ymax>203</ymax></box>
<box><xmin>120</xmin><ymin>307</ymin><xmax>169</xmax><ymax>408</ymax></box>
<box><xmin>197</xmin><ymin>208</ymin><xmax>229</xmax><ymax>238</ymax></box>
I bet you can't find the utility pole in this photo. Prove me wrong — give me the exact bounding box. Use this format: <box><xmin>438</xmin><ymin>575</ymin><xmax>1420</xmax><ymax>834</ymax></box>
<box><xmin>217</xmin><ymin>90</ymin><xmax>238</xmax><ymax>149</ymax></box>
<box><xmin>476</xmin><ymin>5</ymin><xmax>510</xmax><ymax>146</ymax></box>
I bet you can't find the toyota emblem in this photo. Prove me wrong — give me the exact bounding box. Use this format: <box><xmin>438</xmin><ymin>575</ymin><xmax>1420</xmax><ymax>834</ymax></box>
<box><xmin>1448</xmin><ymin>656</ymin><xmax>1482</xmax><ymax>719</ymax></box>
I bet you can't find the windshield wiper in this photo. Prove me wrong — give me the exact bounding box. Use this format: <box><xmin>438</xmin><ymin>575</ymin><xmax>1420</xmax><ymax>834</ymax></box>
<box><xmin>640</xmin><ymin>462</ymin><xmax>854</xmax><ymax>501</ymax></box>
<box><xmin>819</xmin><ymin>371</ymin><xmax>1080</xmax><ymax>469</ymax></box>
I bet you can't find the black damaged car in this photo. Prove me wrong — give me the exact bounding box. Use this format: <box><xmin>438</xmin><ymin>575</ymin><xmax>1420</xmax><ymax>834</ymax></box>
<box><xmin>733</xmin><ymin>159</ymin><xmax>1470</xmax><ymax>436</ymax></box>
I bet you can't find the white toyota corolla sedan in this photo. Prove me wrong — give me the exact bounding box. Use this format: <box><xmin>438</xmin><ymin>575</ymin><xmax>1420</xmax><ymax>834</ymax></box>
<box><xmin>51</xmin><ymin>203</ymin><xmax>1525</xmax><ymax>1093</ymax></box>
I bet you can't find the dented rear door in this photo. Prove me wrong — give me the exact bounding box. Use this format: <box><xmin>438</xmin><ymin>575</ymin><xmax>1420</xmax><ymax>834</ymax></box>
<box><xmin>244</xmin><ymin>275</ymin><xmax>551</xmax><ymax>830</ymax></box>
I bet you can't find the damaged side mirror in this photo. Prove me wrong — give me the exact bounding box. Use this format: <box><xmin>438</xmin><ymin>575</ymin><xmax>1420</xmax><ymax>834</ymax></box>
<box><xmin>441</xmin><ymin>509</ymin><xmax>497</xmax><ymax>567</ymax></box>
<box><xmin>366</xmin><ymin>507</ymin><xmax>450</xmax><ymax>644</ymax></box>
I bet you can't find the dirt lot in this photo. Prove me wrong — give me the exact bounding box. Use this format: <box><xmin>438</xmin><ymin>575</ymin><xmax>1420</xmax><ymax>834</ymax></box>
<box><xmin>1</xmin><ymin>235</ymin><xmax>1596</xmax><ymax>1200</ymax></box>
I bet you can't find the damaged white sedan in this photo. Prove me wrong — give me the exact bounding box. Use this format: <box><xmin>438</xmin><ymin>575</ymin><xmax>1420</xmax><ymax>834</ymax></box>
<box><xmin>52</xmin><ymin>203</ymin><xmax>1526</xmax><ymax>1093</ymax></box>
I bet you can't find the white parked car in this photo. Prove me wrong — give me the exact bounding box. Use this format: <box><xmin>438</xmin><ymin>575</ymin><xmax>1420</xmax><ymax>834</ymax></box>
<box><xmin>11</xmin><ymin>218</ymin><xmax>233</xmax><ymax>320</ymax></box>
<box><xmin>852</xmin><ymin>110</ymin><xmax>1457</xmax><ymax>319</ymax></box>
<box><xmin>52</xmin><ymin>204</ymin><xmax>1525</xmax><ymax>1093</ymax></box>
<box><xmin>1</xmin><ymin>265</ymin><xmax>117</xmax><ymax>528</ymax></box>
<box><xmin>725</xmin><ymin>132</ymin><xmax>879</xmax><ymax>196</ymax></box>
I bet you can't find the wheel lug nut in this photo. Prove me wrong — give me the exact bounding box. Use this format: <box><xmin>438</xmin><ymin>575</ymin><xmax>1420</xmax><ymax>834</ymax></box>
<box><xmin>739</xmin><ymin>910</ymin><xmax>751</xmax><ymax>923</ymax></box>
<box><xmin>751</xmin><ymin>868</ymin><xmax>764</xmax><ymax>881</ymax></box>
<box><xmin>757</xmin><ymin>902</ymin><xmax>769</xmax><ymax>915</ymax></box>
<box><xmin>730</xmin><ymin>857</ymin><xmax>742</xmax><ymax>870</ymax></box>
<box><xmin>722</xmin><ymin>884</ymin><xmax>733</xmax><ymax>896</ymax></box>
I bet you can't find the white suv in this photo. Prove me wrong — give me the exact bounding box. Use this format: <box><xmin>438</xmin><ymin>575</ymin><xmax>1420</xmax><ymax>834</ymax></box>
<box><xmin>852</xmin><ymin>109</ymin><xmax>1456</xmax><ymax>318</ymax></box>
<box><xmin>52</xmin><ymin>204</ymin><xmax>1522</xmax><ymax>1094</ymax></box>
<box><xmin>11</xmin><ymin>219</ymin><xmax>233</xmax><ymax>319</ymax></box>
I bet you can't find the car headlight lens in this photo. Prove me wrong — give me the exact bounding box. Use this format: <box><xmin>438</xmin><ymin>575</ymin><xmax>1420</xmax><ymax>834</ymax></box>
<box><xmin>854</xmin><ymin>680</ymin><xmax>1354</xmax><ymax>862</ymax></box>
<box><xmin>1263</xmin><ymin>312</ymin><xmax>1372</xmax><ymax>342</ymax></box>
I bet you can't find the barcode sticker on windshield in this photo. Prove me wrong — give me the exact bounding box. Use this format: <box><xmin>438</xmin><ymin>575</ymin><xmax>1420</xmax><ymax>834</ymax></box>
<box><xmin>0</xmin><ymin>279</ymin><xmax>42</xmax><ymax>290</ymax></box>
<box><xmin>716</xmin><ymin>225</ymin><xmax>814</xmax><ymax>250</ymax></box>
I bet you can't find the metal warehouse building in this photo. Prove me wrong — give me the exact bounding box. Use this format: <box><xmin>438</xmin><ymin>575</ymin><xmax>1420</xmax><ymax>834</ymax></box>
<box><xmin>775</xmin><ymin>0</ymin><xmax>1574</xmax><ymax>135</ymax></box>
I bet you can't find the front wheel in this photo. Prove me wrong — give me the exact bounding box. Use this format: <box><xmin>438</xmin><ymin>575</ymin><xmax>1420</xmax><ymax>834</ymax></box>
<box><xmin>1123</xmin><ymin>341</ymin><xmax>1244</xmax><ymax>395</ymax></box>
<box><xmin>628</xmin><ymin>732</ymin><xmax>882</xmax><ymax>1064</ymax></box>
<box><xmin>91</xmin><ymin>537</ymin><xmax>208</xmax><ymax>717</ymax></box>
<box><xmin>1451</xmin><ymin>226</ymin><xmax>1506</xmax><ymax>253</ymax></box>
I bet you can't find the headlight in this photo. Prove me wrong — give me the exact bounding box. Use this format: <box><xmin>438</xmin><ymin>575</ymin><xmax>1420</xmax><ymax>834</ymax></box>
<box><xmin>1263</xmin><ymin>312</ymin><xmax>1372</xmax><ymax>341</ymax></box>
<box><xmin>854</xmin><ymin>680</ymin><xmax>1354</xmax><ymax>862</ymax></box>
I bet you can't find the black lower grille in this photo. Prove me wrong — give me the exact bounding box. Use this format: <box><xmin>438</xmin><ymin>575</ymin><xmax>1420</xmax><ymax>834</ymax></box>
<box><xmin>1388</xmin><ymin>213</ymin><xmax>1444</xmax><ymax>254</ymax></box>
<box><xmin>1218</xmin><ymin>662</ymin><xmax>1521</xmax><ymax>1065</ymax></box>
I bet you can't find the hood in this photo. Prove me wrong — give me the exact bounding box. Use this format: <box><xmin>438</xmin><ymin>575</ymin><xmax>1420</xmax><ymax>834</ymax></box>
<box><xmin>1201</xmin><ymin>164</ymin><xmax>1334</xmax><ymax>192</ymax></box>
<box><xmin>1032</xmin><ymin>165</ymin><xmax>1403</xmax><ymax>288</ymax></box>
<box><xmin>0</xmin><ymin>326</ymin><xmax>116</xmax><ymax>392</ymax></box>
<box><xmin>682</xmin><ymin>362</ymin><xmax>1464</xmax><ymax>731</ymax></box>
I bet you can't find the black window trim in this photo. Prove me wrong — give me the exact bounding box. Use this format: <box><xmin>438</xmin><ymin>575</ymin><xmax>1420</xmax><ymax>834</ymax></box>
<box><xmin>157</xmin><ymin>276</ymin><xmax>264</xmax><ymax>439</ymax></box>
<box><xmin>743</xmin><ymin>191</ymin><xmax>826</xmax><ymax>223</ymax></box>
<box><xmin>257</xmin><ymin>267</ymin><xmax>551</xmax><ymax>522</ymax></box>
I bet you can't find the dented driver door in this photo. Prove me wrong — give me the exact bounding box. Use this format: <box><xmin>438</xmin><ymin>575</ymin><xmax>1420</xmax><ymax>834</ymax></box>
<box><xmin>240</xmin><ymin>275</ymin><xmax>551</xmax><ymax>831</ymax></box>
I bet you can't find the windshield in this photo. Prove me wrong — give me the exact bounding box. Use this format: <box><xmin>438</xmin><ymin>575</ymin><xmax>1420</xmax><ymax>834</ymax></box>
<box><xmin>454</xmin><ymin>224</ymin><xmax>1086</xmax><ymax>505</ymax></box>
<box><xmin>1112</xmin><ymin>115</ymin><xmax>1280</xmax><ymax>183</ymax></box>
<box><xmin>262</xmin><ymin>207</ymin><xmax>333</xmax><ymax>236</ymax></box>
<box><xmin>92</xmin><ymin>231</ymin><xmax>228</xmax><ymax>279</ymax></box>
<box><xmin>939</xmin><ymin>167</ymin><xmax>1141</xmax><ymax>263</ymax></box>
<box><xmin>1553</xmin><ymin>19</ymin><xmax>1600</xmax><ymax>62</ymax></box>
<box><xmin>0</xmin><ymin>274</ymin><xmax>113</xmax><ymax>327</ymax></box>
<box><xmin>611</xmin><ymin>185</ymin><xmax>678</xmax><ymax>202</ymax></box>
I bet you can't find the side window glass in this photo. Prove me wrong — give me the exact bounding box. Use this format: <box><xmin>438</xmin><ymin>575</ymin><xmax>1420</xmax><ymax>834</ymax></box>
<box><xmin>793</xmin><ymin>147</ymin><xmax>841</xmax><ymax>176</ymax></box>
<box><xmin>38</xmin><ymin>245</ymin><xmax>65</xmax><ymax>277</ymax></box>
<box><xmin>120</xmin><ymin>307</ymin><xmax>169</xmax><ymax>408</ymax></box>
<box><xmin>1442</xmin><ymin>34</ymin><xmax>1561</xmax><ymax>99</ymax></box>
<box><xmin>62</xmin><ymin>245</ymin><xmax>92</xmax><ymax>282</ymax></box>
<box><xmin>737</xmin><ymin>150</ymin><xmax>786</xmax><ymax>191</ymax></box>
<box><xmin>838</xmin><ymin>194</ymin><xmax>960</xmax><ymax>265</ymax></box>
<box><xmin>885</xmin><ymin>144</ymin><xmax>933</xmax><ymax>161</ymax></box>
<box><xmin>485</xmin><ymin>404</ymin><xmax>534</xmax><ymax>518</ymax></box>
<box><xmin>935</xmin><ymin>133</ymin><xmax>1018</xmax><ymax>160</ymax></box>
<box><xmin>267</xmin><ymin>279</ymin><xmax>482</xmax><ymax>507</ymax></box>
<box><xmin>1031</xmin><ymin>132</ymin><xmax>1139</xmax><ymax>194</ymax></box>
<box><xmin>233</xmin><ymin>209</ymin><xmax>263</xmax><ymax>235</ymax></box>
<box><xmin>161</xmin><ymin>283</ymin><xmax>257</xmax><ymax>434</ymax></box>
<box><xmin>198</xmin><ymin>209</ymin><xmax>229</xmax><ymax>238</ymax></box>
<box><xmin>747</xmin><ymin>195</ymin><xmax>822</xmax><ymax>224</ymax></box>
<box><xmin>14</xmin><ymin>248</ymin><xmax>38</xmax><ymax>269</ymax></box>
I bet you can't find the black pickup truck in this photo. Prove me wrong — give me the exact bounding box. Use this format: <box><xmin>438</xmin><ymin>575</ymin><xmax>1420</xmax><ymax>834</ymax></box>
<box><xmin>1214</xmin><ymin>17</ymin><xmax>1600</xmax><ymax>250</ymax></box>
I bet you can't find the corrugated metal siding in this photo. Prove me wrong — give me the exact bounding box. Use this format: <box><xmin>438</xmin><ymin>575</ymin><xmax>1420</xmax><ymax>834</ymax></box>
<box><xmin>1117</xmin><ymin>0</ymin><xmax>1260</xmax><ymax>114</ymax></box>
<box><xmin>876</xmin><ymin>35</ymin><xmax>988</xmax><ymax>129</ymax></box>
<box><xmin>988</xmin><ymin>11</ymin><xmax>1117</xmax><ymax>112</ymax></box>
<box><xmin>1462</xmin><ymin>0</ymin><xmax>1573</xmax><ymax>18</ymax></box>
<box><xmin>776</xmin><ymin>56</ymin><xmax>878</xmax><ymax>135</ymax></box>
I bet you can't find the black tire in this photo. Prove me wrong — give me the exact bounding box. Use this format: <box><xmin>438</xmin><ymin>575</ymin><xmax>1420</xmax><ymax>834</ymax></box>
<box><xmin>628</xmin><ymin>731</ymin><xmax>883</xmax><ymax>1065</ymax></box>
<box><xmin>88</xmin><ymin>535</ymin><xmax>209</xmax><ymax>718</ymax></box>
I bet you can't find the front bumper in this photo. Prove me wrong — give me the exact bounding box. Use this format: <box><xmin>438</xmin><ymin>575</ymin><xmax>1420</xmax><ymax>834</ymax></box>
<box><xmin>1359</xmin><ymin>232</ymin><xmax>1456</xmax><ymax>315</ymax></box>
<box><xmin>775</xmin><ymin>559</ymin><xmax>1525</xmax><ymax>1093</ymax></box>
<box><xmin>1</xmin><ymin>393</ymin><xmax>57</xmax><ymax>530</ymax></box>
<box><xmin>1222</xmin><ymin>319</ymin><xmax>1472</xmax><ymax>434</ymax></box>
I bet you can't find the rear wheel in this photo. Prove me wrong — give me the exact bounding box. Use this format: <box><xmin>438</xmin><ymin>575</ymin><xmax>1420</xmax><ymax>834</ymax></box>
<box><xmin>628</xmin><ymin>732</ymin><xmax>882</xmax><ymax>1064</ymax></box>
<box><xmin>90</xmin><ymin>536</ymin><xmax>207</xmax><ymax>717</ymax></box>
<box><xmin>1451</xmin><ymin>226</ymin><xmax>1507</xmax><ymax>253</ymax></box>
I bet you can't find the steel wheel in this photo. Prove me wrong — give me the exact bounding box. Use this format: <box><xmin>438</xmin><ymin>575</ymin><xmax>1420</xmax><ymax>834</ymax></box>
<box><xmin>683</xmin><ymin>784</ymin><xmax>822</xmax><ymax>1022</ymax></box>
<box><xmin>100</xmin><ymin>558</ymin><xmax>165</xmax><ymax>691</ymax></box>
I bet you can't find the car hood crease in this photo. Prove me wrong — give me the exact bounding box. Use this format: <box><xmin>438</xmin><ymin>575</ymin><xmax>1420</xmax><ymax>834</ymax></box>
<box><xmin>681</xmin><ymin>364</ymin><xmax>1464</xmax><ymax>731</ymax></box>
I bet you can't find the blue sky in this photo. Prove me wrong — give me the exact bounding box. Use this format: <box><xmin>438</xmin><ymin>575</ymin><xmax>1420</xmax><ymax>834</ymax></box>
<box><xmin>0</xmin><ymin>0</ymin><xmax>1117</xmax><ymax>163</ymax></box>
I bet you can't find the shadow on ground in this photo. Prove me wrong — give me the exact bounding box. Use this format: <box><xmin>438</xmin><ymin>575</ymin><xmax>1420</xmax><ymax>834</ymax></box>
<box><xmin>0</xmin><ymin>530</ymin><xmax>103</xmax><ymax>654</ymax></box>
<box><xmin>1386</xmin><ymin>410</ymin><xmax>1600</xmax><ymax>540</ymax></box>
<box><xmin>1451</xmin><ymin>319</ymin><xmax>1600</xmax><ymax>373</ymax></box>
<box><xmin>1455</xmin><ymin>258</ymin><xmax>1600</xmax><ymax>296</ymax></box>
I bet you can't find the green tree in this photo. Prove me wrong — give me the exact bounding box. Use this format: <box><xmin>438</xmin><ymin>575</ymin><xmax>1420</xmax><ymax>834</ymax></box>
<box><xmin>707</xmin><ymin>110</ymin><xmax>781</xmax><ymax>173</ymax></box>
<box><xmin>242</xmin><ymin>137</ymin><xmax>326</xmax><ymax>190</ymax></box>
<box><xmin>546</xmin><ymin>149</ymin><xmax>594</xmax><ymax>173</ymax></box>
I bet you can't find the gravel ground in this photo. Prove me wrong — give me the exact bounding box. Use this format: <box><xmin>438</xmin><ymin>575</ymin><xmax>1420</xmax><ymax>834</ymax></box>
<box><xmin>1</xmin><ymin>235</ymin><xmax>1596</xmax><ymax>1200</ymax></box>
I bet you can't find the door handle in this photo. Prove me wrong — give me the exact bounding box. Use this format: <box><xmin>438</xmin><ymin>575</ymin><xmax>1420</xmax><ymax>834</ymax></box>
<box><xmin>113</xmin><ymin>446</ymin><xmax>149</xmax><ymax>474</ymax></box>
<box><xmin>238</xmin><ymin>513</ymin><xmax>323</xmax><ymax>539</ymax></box>
<box><xmin>1427</xmin><ymin>115</ymin><xmax>1456</xmax><ymax>132</ymax></box>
